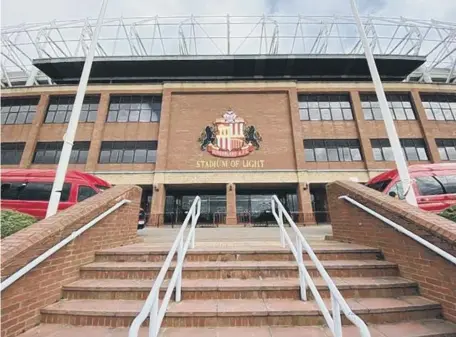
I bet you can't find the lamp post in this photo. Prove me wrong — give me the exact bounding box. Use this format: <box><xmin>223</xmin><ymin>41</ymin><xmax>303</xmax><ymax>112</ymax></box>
<box><xmin>349</xmin><ymin>0</ymin><xmax>417</xmax><ymax>206</ymax></box>
<box><xmin>46</xmin><ymin>0</ymin><xmax>109</xmax><ymax>217</ymax></box>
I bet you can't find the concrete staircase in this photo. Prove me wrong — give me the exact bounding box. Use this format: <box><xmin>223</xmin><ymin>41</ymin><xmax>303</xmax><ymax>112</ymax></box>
<box><xmin>20</xmin><ymin>240</ymin><xmax>456</xmax><ymax>337</ymax></box>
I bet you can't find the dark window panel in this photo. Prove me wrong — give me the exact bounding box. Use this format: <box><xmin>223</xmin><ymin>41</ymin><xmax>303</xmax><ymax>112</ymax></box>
<box><xmin>1</xmin><ymin>97</ymin><xmax>39</xmax><ymax>125</ymax></box>
<box><xmin>1</xmin><ymin>142</ymin><xmax>25</xmax><ymax>165</ymax></box>
<box><xmin>371</xmin><ymin>138</ymin><xmax>428</xmax><ymax>161</ymax></box>
<box><xmin>436</xmin><ymin>138</ymin><xmax>456</xmax><ymax>161</ymax></box>
<box><xmin>360</xmin><ymin>93</ymin><xmax>416</xmax><ymax>121</ymax></box>
<box><xmin>420</xmin><ymin>94</ymin><xmax>456</xmax><ymax>122</ymax></box>
<box><xmin>106</xmin><ymin>95</ymin><xmax>162</xmax><ymax>123</ymax></box>
<box><xmin>32</xmin><ymin>141</ymin><xmax>90</xmax><ymax>164</ymax></box>
<box><xmin>303</xmin><ymin>139</ymin><xmax>362</xmax><ymax>162</ymax></box>
<box><xmin>44</xmin><ymin>96</ymin><xmax>99</xmax><ymax>124</ymax></box>
<box><xmin>298</xmin><ymin>94</ymin><xmax>353</xmax><ymax>121</ymax></box>
<box><xmin>98</xmin><ymin>141</ymin><xmax>158</xmax><ymax>163</ymax></box>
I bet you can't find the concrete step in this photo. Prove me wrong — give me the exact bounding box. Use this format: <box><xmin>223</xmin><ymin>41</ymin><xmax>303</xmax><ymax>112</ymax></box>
<box><xmin>80</xmin><ymin>260</ymin><xmax>398</xmax><ymax>279</ymax></box>
<box><xmin>18</xmin><ymin>320</ymin><xmax>456</xmax><ymax>337</ymax></box>
<box><xmin>40</xmin><ymin>296</ymin><xmax>442</xmax><ymax>328</ymax></box>
<box><xmin>63</xmin><ymin>277</ymin><xmax>418</xmax><ymax>300</ymax></box>
<box><xmin>95</xmin><ymin>242</ymin><xmax>382</xmax><ymax>263</ymax></box>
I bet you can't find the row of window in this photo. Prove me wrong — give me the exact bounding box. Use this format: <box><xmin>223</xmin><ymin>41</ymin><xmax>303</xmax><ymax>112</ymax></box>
<box><xmin>2</xmin><ymin>138</ymin><xmax>456</xmax><ymax>166</ymax></box>
<box><xmin>304</xmin><ymin>138</ymin><xmax>456</xmax><ymax>162</ymax></box>
<box><xmin>298</xmin><ymin>93</ymin><xmax>456</xmax><ymax>122</ymax></box>
<box><xmin>1</xmin><ymin>141</ymin><xmax>158</xmax><ymax>165</ymax></box>
<box><xmin>1</xmin><ymin>95</ymin><xmax>162</xmax><ymax>125</ymax></box>
<box><xmin>2</xmin><ymin>93</ymin><xmax>455</xmax><ymax>125</ymax></box>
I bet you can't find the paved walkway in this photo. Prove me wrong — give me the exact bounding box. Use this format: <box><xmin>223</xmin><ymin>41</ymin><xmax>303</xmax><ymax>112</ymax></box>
<box><xmin>137</xmin><ymin>225</ymin><xmax>332</xmax><ymax>245</ymax></box>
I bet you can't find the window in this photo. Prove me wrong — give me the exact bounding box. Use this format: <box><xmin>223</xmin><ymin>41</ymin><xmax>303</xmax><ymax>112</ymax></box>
<box><xmin>107</xmin><ymin>96</ymin><xmax>161</xmax><ymax>123</ymax></box>
<box><xmin>33</xmin><ymin>142</ymin><xmax>90</xmax><ymax>164</ymax></box>
<box><xmin>371</xmin><ymin>139</ymin><xmax>428</xmax><ymax>161</ymax></box>
<box><xmin>435</xmin><ymin>175</ymin><xmax>456</xmax><ymax>194</ymax></box>
<box><xmin>77</xmin><ymin>185</ymin><xmax>98</xmax><ymax>202</ymax></box>
<box><xmin>1</xmin><ymin>181</ymin><xmax>70</xmax><ymax>201</ymax></box>
<box><xmin>298</xmin><ymin>94</ymin><xmax>353</xmax><ymax>121</ymax></box>
<box><xmin>416</xmin><ymin>177</ymin><xmax>445</xmax><ymax>196</ymax></box>
<box><xmin>1</xmin><ymin>97</ymin><xmax>39</xmax><ymax>125</ymax></box>
<box><xmin>45</xmin><ymin>96</ymin><xmax>99</xmax><ymax>123</ymax></box>
<box><xmin>1</xmin><ymin>142</ymin><xmax>25</xmax><ymax>165</ymax></box>
<box><xmin>361</xmin><ymin>94</ymin><xmax>416</xmax><ymax>120</ymax></box>
<box><xmin>421</xmin><ymin>94</ymin><xmax>456</xmax><ymax>121</ymax></box>
<box><xmin>99</xmin><ymin>141</ymin><xmax>157</xmax><ymax>163</ymax></box>
<box><xmin>304</xmin><ymin>139</ymin><xmax>362</xmax><ymax>162</ymax></box>
<box><xmin>436</xmin><ymin>139</ymin><xmax>456</xmax><ymax>161</ymax></box>
<box><xmin>367</xmin><ymin>180</ymin><xmax>391</xmax><ymax>192</ymax></box>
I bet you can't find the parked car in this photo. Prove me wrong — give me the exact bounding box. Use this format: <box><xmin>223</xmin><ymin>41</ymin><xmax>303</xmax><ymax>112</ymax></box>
<box><xmin>0</xmin><ymin>169</ymin><xmax>112</xmax><ymax>219</ymax></box>
<box><xmin>138</xmin><ymin>208</ymin><xmax>147</xmax><ymax>229</ymax></box>
<box><xmin>367</xmin><ymin>163</ymin><xmax>456</xmax><ymax>213</ymax></box>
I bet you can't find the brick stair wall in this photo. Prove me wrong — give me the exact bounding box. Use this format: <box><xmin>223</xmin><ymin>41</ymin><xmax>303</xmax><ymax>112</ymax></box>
<box><xmin>0</xmin><ymin>185</ymin><xmax>142</xmax><ymax>337</ymax></box>
<box><xmin>327</xmin><ymin>180</ymin><xmax>456</xmax><ymax>323</ymax></box>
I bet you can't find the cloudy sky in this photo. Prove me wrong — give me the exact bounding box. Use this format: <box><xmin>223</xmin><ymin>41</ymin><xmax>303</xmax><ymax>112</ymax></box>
<box><xmin>2</xmin><ymin>0</ymin><xmax>456</xmax><ymax>27</ymax></box>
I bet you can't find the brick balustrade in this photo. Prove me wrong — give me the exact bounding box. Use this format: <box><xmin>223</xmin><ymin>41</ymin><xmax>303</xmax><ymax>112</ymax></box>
<box><xmin>0</xmin><ymin>185</ymin><xmax>142</xmax><ymax>337</ymax></box>
<box><xmin>327</xmin><ymin>180</ymin><xmax>456</xmax><ymax>322</ymax></box>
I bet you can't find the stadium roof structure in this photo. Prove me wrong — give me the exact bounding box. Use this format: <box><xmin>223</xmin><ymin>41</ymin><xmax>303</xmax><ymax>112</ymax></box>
<box><xmin>1</xmin><ymin>15</ymin><xmax>455</xmax><ymax>86</ymax></box>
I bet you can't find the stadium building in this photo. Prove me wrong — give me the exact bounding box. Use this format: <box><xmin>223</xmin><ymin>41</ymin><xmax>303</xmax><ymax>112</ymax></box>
<box><xmin>1</xmin><ymin>15</ymin><xmax>456</xmax><ymax>226</ymax></box>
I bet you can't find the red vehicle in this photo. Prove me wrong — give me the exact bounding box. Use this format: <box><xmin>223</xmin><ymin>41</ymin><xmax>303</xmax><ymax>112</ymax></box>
<box><xmin>367</xmin><ymin>163</ymin><xmax>456</xmax><ymax>213</ymax></box>
<box><xmin>0</xmin><ymin>169</ymin><xmax>111</xmax><ymax>219</ymax></box>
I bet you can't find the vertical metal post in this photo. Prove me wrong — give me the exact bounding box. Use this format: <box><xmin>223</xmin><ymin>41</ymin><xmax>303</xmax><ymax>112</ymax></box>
<box><xmin>350</xmin><ymin>0</ymin><xmax>417</xmax><ymax>206</ymax></box>
<box><xmin>296</xmin><ymin>236</ymin><xmax>307</xmax><ymax>301</ymax></box>
<box><xmin>45</xmin><ymin>0</ymin><xmax>109</xmax><ymax>218</ymax></box>
<box><xmin>175</xmin><ymin>235</ymin><xmax>183</xmax><ymax>302</ymax></box>
<box><xmin>227</xmin><ymin>14</ymin><xmax>230</xmax><ymax>55</ymax></box>
<box><xmin>149</xmin><ymin>291</ymin><xmax>159</xmax><ymax>337</ymax></box>
<box><xmin>279</xmin><ymin>208</ymin><xmax>285</xmax><ymax>248</ymax></box>
<box><xmin>191</xmin><ymin>205</ymin><xmax>196</xmax><ymax>249</ymax></box>
<box><xmin>331</xmin><ymin>292</ymin><xmax>342</xmax><ymax>337</ymax></box>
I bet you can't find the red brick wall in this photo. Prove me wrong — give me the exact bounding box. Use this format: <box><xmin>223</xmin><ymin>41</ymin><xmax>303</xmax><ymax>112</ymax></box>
<box><xmin>166</xmin><ymin>91</ymin><xmax>296</xmax><ymax>170</ymax></box>
<box><xmin>0</xmin><ymin>185</ymin><xmax>142</xmax><ymax>337</ymax></box>
<box><xmin>327</xmin><ymin>180</ymin><xmax>456</xmax><ymax>322</ymax></box>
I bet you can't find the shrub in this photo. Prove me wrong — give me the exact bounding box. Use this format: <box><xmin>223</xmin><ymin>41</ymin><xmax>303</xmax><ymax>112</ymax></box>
<box><xmin>1</xmin><ymin>210</ymin><xmax>37</xmax><ymax>239</ymax></box>
<box><xmin>440</xmin><ymin>206</ymin><xmax>456</xmax><ymax>223</ymax></box>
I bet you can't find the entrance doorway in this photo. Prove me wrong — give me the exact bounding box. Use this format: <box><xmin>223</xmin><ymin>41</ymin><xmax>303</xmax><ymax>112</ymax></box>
<box><xmin>310</xmin><ymin>183</ymin><xmax>330</xmax><ymax>224</ymax></box>
<box><xmin>164</xmin><ymin>184</ymin><xmax>226</xmax><ymax>226</ymax></box>
<box><xmin>236</xmin><ymin>184</ymin><xmax>298</xmax><ymax>226</ymax></box>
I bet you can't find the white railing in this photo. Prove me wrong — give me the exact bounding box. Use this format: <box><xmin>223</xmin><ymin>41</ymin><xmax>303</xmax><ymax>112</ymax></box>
<box><xmin>339</xmin><ymin>195</ymin><xmax>456</xmax><ymax>266</ymax></box>
<box><xmin>271</xmin><ymin>195</ymin><xmax>371</xmax><ymax>337</ymax></box>
<box><xmin>129</xmin><ymin>196</ymin><xmax>201</xmax><ymax>337</ymax></box>
<box><xmin>0</xmin><ymin>199</ymin><xmax>131</xmax><ymax>292</ymax></box>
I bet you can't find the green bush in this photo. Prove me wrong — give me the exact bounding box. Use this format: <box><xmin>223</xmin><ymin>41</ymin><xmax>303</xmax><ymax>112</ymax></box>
<box><xmin>1</xmin><ymin>210</ymin><xmax>37</xmax><ymax>239</ymax></box>
<box><xmin>440</xmin><ymin>205</ymin><xmax>456</xmax><ymax>223</ymax></box>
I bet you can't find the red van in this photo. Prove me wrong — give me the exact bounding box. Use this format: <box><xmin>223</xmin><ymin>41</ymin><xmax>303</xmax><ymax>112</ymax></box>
<box><xmin>0</xmin><ymin>169</ymin><xmax>111</xmax><ymax>219</ymax></box>
<box><xmin>367</xmin><ymin>163</ymin><xmax>456</xmax><ymax>213</ymax></box>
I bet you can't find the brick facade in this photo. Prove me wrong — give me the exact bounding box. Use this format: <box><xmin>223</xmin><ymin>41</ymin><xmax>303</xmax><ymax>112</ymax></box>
<box><xmin>327</xmin><ymin>180</ymin><xmax>456</xmax><ymax>322</ymax></box>
<box><xmin>0</xmin><ymin>185</ymin><xmax>141</xmax><ymax>337</ymax></box>
<box><xmin>1</xmin><ymin>82</ymin><xmax>456</xmax><ymax>225</ymax></box>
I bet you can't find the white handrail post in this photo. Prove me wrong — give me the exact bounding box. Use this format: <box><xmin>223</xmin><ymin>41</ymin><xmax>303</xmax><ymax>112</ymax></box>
<box><xmin>296</xmin><ymin>235</ymin><xmax>307</xmax><ymax>301</ymax></box>
<box><xmin>149</xmin><ymin>291</ymin><xmax>159</xmax><ymax>337</ymax></box>
<box><xmin>175</xmin><ymin>234</ymin><xmax>183</xmax><ymax>302</ymax></box>
<box><xmin>279</xmin><ymin>208</ymin><xmax>285</xmax><ymax>248</ymax></box>
<box><xmin>190</xmin><ymin>206</ymin><xmax>196</xmax><ymax>249</ymax></box>
<box><xmin>331</xmin><ymin>292</ymin><xmax>343</xmax><ymax>337</ymax></box>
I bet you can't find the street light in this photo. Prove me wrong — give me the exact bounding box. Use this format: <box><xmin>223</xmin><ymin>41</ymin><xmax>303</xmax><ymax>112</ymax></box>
<box><xmin>349</xmin><ymin>0</ymin><xmax>417</xmax><ymax>206</ymax></box>
<box><xmin>46</xmin><ymin>0</ymin><xmax>109</xmax><ymax>217</ymax></box>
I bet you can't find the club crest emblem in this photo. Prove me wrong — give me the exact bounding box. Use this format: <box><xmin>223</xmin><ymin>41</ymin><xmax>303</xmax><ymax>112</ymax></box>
<box><xmin>198</xmin><ymin>109</ymin><xmax>262</xmax><ymax>158</ymax></box>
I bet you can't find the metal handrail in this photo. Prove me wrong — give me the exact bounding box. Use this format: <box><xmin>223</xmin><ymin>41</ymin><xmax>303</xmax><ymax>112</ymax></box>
<box><xmin>271</xmin><ymin>195</ymin><xmax>371</xmax><ymax>337</ymax></box>
<box><xmin>339</xmin><ymin>195</ymin><xmax>456</xmax><ymax>265</ymax></box>
<box><xmin>129</xmin><ymin>196</ymin><xmax>201</xmax><ymax>337</ymax></box>
<box><xmin>0</xmin><ymin>199</ymin><xmax>131</xmax><ymax>292</ymax></box>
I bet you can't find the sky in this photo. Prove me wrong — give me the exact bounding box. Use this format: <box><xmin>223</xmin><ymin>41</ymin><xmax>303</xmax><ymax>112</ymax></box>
<box><xmin>1</xmin><ymin>0</ymin><xmax>456</xmax><ymax>27</ymax></box>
